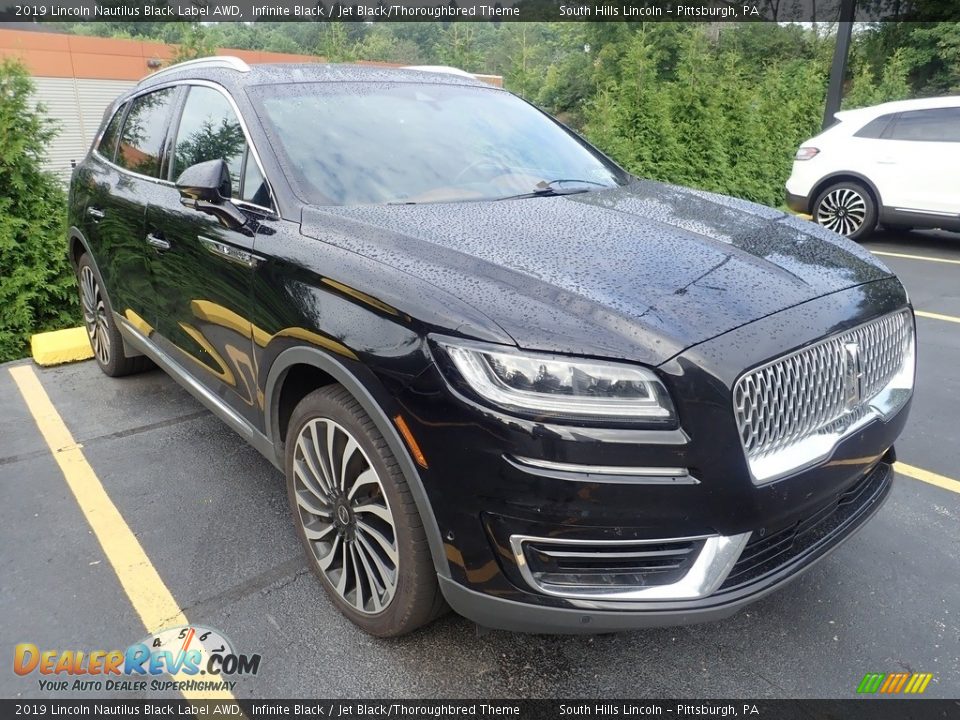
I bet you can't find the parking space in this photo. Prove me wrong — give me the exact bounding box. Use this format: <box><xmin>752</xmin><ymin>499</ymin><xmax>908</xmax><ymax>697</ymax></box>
<box><xmin>2</xmin><ymin>229</ymin><xmax>958</xmax><ymax>700</ymax></box>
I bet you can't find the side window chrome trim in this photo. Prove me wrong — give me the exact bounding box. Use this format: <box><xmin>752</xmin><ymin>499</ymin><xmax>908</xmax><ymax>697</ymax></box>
<box><xmin>91</xmin><ymin>79</ymin><xmax>279</xmax><ymax>216</ymax></box>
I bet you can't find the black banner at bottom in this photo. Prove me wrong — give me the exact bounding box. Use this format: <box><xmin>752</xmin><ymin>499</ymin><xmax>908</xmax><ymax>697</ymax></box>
<box><xmin>2</xmin><ymin>699</ymin><xmax>960</xmax><ymax>720</ymax></box>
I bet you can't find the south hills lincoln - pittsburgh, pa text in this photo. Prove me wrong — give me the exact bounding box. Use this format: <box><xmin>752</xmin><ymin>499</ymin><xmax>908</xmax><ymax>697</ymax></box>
<box><xmin>559</xmin><ymin>4</ymin><xmax>761</xmax><ymax>18</ymax></box>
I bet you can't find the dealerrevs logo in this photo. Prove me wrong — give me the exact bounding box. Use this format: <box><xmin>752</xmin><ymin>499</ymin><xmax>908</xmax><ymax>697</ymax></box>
<box><xmin>13</xmin><ymin>625</ymin><xmax>260</xmax><ymax>693</ymax></box>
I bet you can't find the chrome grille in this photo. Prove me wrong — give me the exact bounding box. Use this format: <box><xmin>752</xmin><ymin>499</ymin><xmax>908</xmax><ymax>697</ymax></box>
<box><xmin>733</xmin><ymin>310</ymin><xmax>912</xmax><ymax>467</ymax></box>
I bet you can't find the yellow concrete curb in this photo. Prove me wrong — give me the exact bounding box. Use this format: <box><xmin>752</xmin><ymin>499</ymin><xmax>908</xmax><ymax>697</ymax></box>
<box><xmin>31</xmin><ymin>327</ymin><xmax>93</xmax><ymax>366</ymax></box>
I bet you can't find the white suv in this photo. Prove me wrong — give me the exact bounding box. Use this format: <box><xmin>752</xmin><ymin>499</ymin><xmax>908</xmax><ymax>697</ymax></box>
<box><xmin>786</xmin><ymin>96</ymin><xmax>960</xmax><ymax>240</ymax></box>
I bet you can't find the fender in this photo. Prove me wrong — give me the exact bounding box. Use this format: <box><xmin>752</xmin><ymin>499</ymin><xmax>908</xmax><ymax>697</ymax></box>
<box><xmin>263</xmin><ymin>346</ymin><xmax>451</xmax><ymax>580</ymax></box>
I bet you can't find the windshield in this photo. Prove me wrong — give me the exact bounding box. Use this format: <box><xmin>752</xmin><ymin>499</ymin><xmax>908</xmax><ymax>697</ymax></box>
<box><xmin>250</xmin><ymin>82</ymin><xmax>629</xmax><ymax>206</ymax></box>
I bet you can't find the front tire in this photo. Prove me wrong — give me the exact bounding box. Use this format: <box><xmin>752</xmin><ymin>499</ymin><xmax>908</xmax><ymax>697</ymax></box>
<box><xmin>813</xmin><ymin>181</ymin><xmax>877</xmax><ymax>241</ymax></box>
<box><xmin>284</xmin><ymin>385</ymin><xmax>445</xmax><ymax>636</ymax></box>
<box><xmin>76</xmin><ymin>254</ymin><xmax>152</xmax><ymax>377</ymax></box>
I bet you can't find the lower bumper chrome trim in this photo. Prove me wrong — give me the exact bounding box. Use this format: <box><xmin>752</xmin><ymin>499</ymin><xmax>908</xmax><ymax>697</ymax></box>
<box><xmin>509</xmin><ymin>532</ymin><xmax>751</xmax><ymax>602</ymax></box>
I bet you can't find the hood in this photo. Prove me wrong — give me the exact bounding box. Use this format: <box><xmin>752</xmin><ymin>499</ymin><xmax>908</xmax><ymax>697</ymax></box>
<box><xmin>300</xmin><ymin>179</ymin><xmax>894</xmax><ymax>366</ymax></box>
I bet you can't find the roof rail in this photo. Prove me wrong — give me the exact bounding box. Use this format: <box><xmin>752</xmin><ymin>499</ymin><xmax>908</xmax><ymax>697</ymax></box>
<box><xmin>402</xmin><ymin>65</ymin><xmax>476</xmax><ymax>80</ymax></box>
<box><xmin>142</xmin><ymin>56</ymin><xmax>251</xmax><ymax>84</ymax></box>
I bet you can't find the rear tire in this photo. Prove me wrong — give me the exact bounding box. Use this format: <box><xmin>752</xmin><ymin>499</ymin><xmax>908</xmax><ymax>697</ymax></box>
<box><xmin>76</xmin><ymin>254</ymin><xmax>152</xmax><ymax>377</ymax></box>
<box><xmin>284</xmin><ymin>385</ymin><xmax>446</xmax><ymax>636</ymax></box>
<box><xmin>813</xmin><ymin>181</ymin><xmax>877</xmax><ymax>241</ymax></box>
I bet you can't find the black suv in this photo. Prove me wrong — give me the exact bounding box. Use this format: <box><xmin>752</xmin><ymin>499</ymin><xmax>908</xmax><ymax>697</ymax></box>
<box><xmin>69</xmin><ymin>57</ymin><xmax>915</xmax><ymax>636</ymax></box>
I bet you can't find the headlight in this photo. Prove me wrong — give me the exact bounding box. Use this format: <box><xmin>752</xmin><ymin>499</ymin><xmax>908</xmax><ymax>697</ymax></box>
<box><xmin>432</xmin><ymin>338</ymin><xmax>676</xmax><ymax>426</ymax></box>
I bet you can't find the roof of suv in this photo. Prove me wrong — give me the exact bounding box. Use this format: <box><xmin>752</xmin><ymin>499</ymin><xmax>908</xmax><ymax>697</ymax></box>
<box><xmin>136</xmin><ymin>58</ymin><xmax>491</xmax><ymax>94</ymax></box>
<box><xmin>834</xmin><ymin>94</ymin><xmax>960</xmax><ymax>122</ymax></box>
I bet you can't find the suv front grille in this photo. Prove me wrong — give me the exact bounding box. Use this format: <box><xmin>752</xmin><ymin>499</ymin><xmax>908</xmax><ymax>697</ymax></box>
<box><xmin>733</xmin><ymin>310</ymin><xmax>912</xmax><ymax>481</ymax></box>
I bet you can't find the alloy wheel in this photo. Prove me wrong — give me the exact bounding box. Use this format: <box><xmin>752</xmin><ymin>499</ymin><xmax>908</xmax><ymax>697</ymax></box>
<box><xmin>79</xmin><ymin>265</ymin><xmax>111</xmax><ymax>365</ymax></box>
<box><xmin>292</xmin><ymin>417</ymin><xmax>399</xmax><ymax>614</ymax></box>
<box><xmin>816</xmin><ymin>187</ymin><xmax>867</xmax><ymax>237</ymax></box>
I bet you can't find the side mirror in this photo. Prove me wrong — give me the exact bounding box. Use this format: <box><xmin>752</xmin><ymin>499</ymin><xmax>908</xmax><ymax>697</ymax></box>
<box><xmin>176</xmin><ymin>159</ymin><xmax>247</xmax><ymax>231</ymax></box>
<box><xmin>176</xmin><ymin>158</ymin><xmax>230</xmax><ymax>202</ymax></box>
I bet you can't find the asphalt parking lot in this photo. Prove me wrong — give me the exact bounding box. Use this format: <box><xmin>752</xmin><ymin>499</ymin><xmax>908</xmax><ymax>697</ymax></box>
<box><xmin>1</xmin><ymin>229</ymin><xmax>958</xmax><ymax>700</ymax></box>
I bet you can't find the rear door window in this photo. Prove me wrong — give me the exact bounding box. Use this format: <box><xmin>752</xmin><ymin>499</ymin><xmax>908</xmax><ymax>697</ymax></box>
<box><xmin>97</xmin><ymin>103</ymin><xmax>127</xmax><ymax>161</ymax></box>
<box><xmin>887</xmin><ymin>108</ymin><xmax>960</xmax><ymax>142</ymax></box>
<box><xmin>853</xmin><ymin>113</ymin><xmax>895</xmax><ymax>139</ymax></box>
<box><xmin>116</xmin><ymin>88</ymin><xmax>178</xmax><ymax>177</ymax></box>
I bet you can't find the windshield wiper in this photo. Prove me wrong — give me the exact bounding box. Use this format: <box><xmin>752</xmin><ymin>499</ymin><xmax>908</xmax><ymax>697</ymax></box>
<box><xmin>496</xmin><ymin>178</ymin><xmax>612</xmax><ymax>201</ymax></box>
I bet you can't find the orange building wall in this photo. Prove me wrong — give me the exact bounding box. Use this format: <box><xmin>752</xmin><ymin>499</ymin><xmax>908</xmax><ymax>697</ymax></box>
<box><xmin>0</xmin><ymin>28</ymin><xmax>327</xmax><ymax>80</ymax></box>
<box><xmin>0</xmin><ymin>28</ymin><xmax>502</xmax><ymax>86</ymax></box>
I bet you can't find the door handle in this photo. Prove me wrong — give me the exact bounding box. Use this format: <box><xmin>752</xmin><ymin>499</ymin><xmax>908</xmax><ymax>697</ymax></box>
<box><xmin>146</xmin><ymin>232</ymin><xmax>171</xmax><ymax>251</ymax></box>
<box><xmin>199</xmin><ymin>236</ymin><xmax>263</xmax><ymax>268</ymax></box>
<box><xmin>86</xmin><ymin>207</ymin><xmax>105</xmax><ymax>220</ymax></box>
<box><xmin>877</xmin><ymin>157</ymin><xmax>896</xmax><ymax>165</ymax></box>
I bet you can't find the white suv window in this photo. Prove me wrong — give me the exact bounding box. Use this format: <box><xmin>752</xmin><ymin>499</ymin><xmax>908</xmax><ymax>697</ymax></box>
<box><xmin>853</xmin><ymin>113</ymin><xmax>896</xmax><ymax>139</ymax></box>
<box><xmin>886</xmin><ymin>108</ymin><xmax>960</xmax><ymax>143</ymax></box>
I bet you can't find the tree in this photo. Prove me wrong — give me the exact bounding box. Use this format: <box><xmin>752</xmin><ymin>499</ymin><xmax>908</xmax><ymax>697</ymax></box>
<box><xmin>0</xmin><ymin>59</ymin><xmax>77</xmax><ymax>361</ymax></box>
<box><xmin>845</xmin><ymin>47</ymin><xmax>912</xmax><ymax>108</ymax></box>
<box><xmin>171</xmin><ymin>23</ymin><xmax>219</xmax><ymax>64</ymax></box>
<box><xmin>316</xmin><ymin>22</ymin><xmax>358</xmax><ymax>62</ymax></box>
<box><xmin>357</xmin><ymin>26</ymin><xmax>424</xmax><ymax>64</ymax></box>
<box><xmin>496</xmin><ymin>24</ymin><xmax>554</xmax><ymax>99</ymax></box>
<box><xmin>435</xmin><ymin>25</ymin><xmax>484</xmax><ymax>71</ymax></box>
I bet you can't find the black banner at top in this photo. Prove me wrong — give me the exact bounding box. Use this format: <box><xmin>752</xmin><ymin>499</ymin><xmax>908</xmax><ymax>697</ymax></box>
<box><xmin>1</xmin><ymin>0</ymin><xmax>959</xmax><ymax>23</ymax></box>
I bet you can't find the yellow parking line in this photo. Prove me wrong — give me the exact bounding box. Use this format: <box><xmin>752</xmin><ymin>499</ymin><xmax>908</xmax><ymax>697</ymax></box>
<box><xmin>872</xmin><ymin>250</ymin><xmax>960</xmax><ymax>266</ymax></box>
<box><xmin>915</xmin><ymin>310</ymin><xmax>960</xmax><ymax>325</ymax></box>
<box><xmin>8</xmin><ymin>364</ymin><xmax>235</xmax><ymax>702</ymax></box>
<box><xmin>896</xmin><ymin>462</ymin><xmax>960</xmax><ymax>495</ymax></box>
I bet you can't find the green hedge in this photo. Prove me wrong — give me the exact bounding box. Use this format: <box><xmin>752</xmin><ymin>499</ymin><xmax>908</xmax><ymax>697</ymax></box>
<box><xmin>582</xmin><ymin>29</ymin><xmax>827</xmax><ymax>208</ymax></box>
<box><xmin>0</xmin><ymin>59</ymin><xmax>78</xmax><ymax>363</ymax></box>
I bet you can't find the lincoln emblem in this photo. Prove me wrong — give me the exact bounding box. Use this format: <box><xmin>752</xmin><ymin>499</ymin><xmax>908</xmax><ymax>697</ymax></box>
<box><xmin>843</xmin><ymin>342</ymin><xmax>864</xmax><ymax>412</ymax></box>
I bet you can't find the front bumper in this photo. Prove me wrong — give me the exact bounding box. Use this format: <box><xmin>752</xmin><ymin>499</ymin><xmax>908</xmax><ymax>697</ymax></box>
<box><xmin>442</xmin><ymin>459</ymin><xmax>892</xmax><ymax>633</ymax></box>
<box><xmin>785</xmin><ymin>188</ymin><xmax>810</xmax><ymax>214</ymax></box>
<box><xmin>391</xmin><ymin>280</ymin><xmax>910</xmax><ymax>631</ymax></box>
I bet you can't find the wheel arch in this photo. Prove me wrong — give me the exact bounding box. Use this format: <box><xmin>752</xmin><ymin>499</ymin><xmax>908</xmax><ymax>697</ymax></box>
<box><xmin>68</xmin><ymin>226</ymin><xmax>93</xmax><ymax>270</ymax></box>
<box><xmin>263</xmin><ymin>346</ymin><xmax>451</xmax><ymax>581</ymax></box>
<box><xmin>69</xmin><ymin>227</ymin><xmax>144</xmax><ymax>361</ymax></box>
<box><xmin>810</xmin><ymin>172</ymin><xmax>883</xmax><ymax>214</ymax></box>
